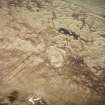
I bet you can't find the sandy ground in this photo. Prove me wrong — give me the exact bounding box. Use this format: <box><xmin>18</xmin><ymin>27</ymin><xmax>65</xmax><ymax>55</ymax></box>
<box><xmin>0</xmin><ymin>0</ymin><xmax>105</xmax><ymax>105</ymax></box>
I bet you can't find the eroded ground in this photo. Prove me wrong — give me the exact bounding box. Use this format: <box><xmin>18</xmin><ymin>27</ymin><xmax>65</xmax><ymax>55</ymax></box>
<box><xmin>0</xmin><ymin>0</ymin><xmax>105</xmax><ymax>105</ymax></box>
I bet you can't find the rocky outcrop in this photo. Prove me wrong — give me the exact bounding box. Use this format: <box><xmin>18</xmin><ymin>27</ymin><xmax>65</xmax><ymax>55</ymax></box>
<box><xmin>0</xmin><ymin>0</ymin><xmax>105</xmax><ymax>105</ymax></box>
